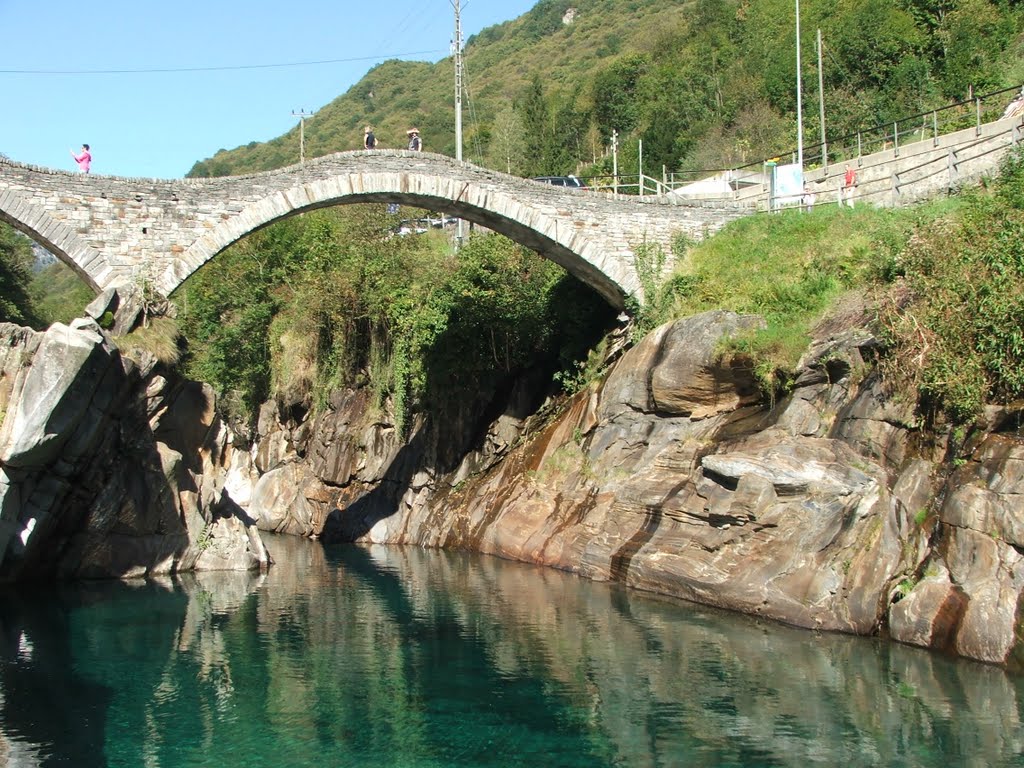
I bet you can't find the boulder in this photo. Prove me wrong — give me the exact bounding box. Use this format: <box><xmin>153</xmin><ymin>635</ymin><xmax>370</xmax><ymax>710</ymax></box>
<box><xmin>649</xmin><ymin>310</ymin><xmax>764</xmax><ymax>418</ymax></box>
<box><xmin>889</xmin><ymin>564</ymin><xmax>967</xmax><ymax>651</ymax></box>
<box><xmin>250</xmin><ymin>463</ymin><xmax>331</xmax><ymax>536</ymax></box>
<box><xmin>0</xmin><ymin>323</ymin><xmax>120</xmax><ymax>468</ymax></box>
<box><xmin>942</xmin><ymin>435</ymin><xmax>1024</xmax><ymax>547</ymax></box>
<box><xmin>84</xmin><ymin>282</ymin><xmax>146</xmax><ymax>335</ymax></box>
<box><xmin>0</xmin><ymin>315</ymin><xmax>267</xmax><ymax>581</ymax></box>
<box><xmin>599</xmin><ymin>311</ymin><xmax>764</xmax><ymax>421</ymax></box>
<box><xmin>946</xmin><ymin>526</ymin><xmax>1024</xmax><ymax>664</ymax></box>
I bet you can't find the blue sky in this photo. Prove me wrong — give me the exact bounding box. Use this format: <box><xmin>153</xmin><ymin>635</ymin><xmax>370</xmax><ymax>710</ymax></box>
<box><xmin>0</xmin><ymin>0</ymin><xmax>538</xmax><ymax>179</ymax></box>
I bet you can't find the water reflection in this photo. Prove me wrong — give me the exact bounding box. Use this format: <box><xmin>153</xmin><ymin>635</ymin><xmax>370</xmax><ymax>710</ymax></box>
<box><xmin>0</xmin><ymin>535</ymin><xmax>1022</xmax><ymax>767</ymax></box>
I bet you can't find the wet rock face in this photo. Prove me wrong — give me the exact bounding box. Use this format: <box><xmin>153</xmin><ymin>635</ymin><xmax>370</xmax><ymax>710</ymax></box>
<box><xmin>388</xmin><ymin>316</ymin><xmax>904</xmax><ymax>637</ymax></box>
<box><xmin>244</xmin><ymin>309</ymin><xmax>1023</xmax><ymax>666</ymax></box>
<box><xmin>888</xmin><ymin>434</ymin><xmax>1024</xmax><ymax>665</ymax></box>
<box><xmin>0</xmin><ymin>287</ymin><xmax>268</xmax><ymax>581</ymax></box>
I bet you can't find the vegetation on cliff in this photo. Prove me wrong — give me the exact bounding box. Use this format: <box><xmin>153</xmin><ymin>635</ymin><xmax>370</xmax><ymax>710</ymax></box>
<box><xmin>875</xmin><ymin>148</ymin><xmax>1024</xmax><ymax>420</ymax></box>
<box><xmin>636</xmin><ymin>146</ymin><xmax>1024</xmax><ymax>423</ymax></box>
<box><xmin>176</xmin><ymin>207</ymin><xmax>615</xmax><ymax>430</ymax></box>
<box><xmin>0</xmin><ymin>224</ymin><xmax>39</xmax><ymax>327</ymax></box>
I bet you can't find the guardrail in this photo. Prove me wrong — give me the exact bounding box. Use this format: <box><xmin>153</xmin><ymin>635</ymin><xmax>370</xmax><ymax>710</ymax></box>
<box><xmin>578</xmin><ymin>83</ymin><xmax>1024</xmax><ymax>206</ymax></box>
<box><xmin>800</xmin><ymin>82</ymin><xmax>1023</xmax><ymax>172</ymax></box>
<box><xmin>810</xmin><ymin>115</ymin><xmax>1024</xmax><ymax>211</ymax></box>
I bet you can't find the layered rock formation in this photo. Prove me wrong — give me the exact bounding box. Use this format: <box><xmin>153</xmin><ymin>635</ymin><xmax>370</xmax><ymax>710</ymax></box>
<box><xmin>0</xmin><ymin>286</ymin><xmax>268</xmax><ymax>581</ymax></box>
<box><xmin>248</xmin><ymin>309</ymin><xmax>1024</xmax><ymax>667</ymax></box>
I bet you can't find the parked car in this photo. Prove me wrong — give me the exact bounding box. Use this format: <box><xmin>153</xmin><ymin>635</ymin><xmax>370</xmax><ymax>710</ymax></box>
<box><xmin>532</xmin><ymin>175</ymin><xmax>587</xmax><ymax>189</ymax></box>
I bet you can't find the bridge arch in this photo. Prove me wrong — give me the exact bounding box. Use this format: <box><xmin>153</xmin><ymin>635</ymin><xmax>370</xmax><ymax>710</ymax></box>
<box><xmin>165</xmin><ymin>163</ymin><xmax>633</xmax><ymax>308</ymax></box>
<box><xmin>0</xmin><ymin>189</ymin><xmax>114</xmax><ymax>292</ymax></box>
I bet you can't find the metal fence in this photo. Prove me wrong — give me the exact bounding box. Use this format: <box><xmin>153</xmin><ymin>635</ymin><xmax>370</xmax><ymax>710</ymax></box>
<box><xmin>581</xmin><ymin>174</ymin><xmax>673</xmax><ymax>197</ymax></box>
<box><xmin>793</xmin><ymin>82</ymin><xmax>1024</xmax><ymax>171</ymax></box>
<box><xmin>581</xmin><ymin>83</ymin><xmax>1024</xmax><ymax>202</ymax></box>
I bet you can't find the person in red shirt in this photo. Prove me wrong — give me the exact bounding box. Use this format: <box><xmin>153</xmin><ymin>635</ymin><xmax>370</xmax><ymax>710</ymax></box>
<box><xmin>842</xmin><ymin>164</ymin><xmax>856</xmax><ymax>208</ymax></box>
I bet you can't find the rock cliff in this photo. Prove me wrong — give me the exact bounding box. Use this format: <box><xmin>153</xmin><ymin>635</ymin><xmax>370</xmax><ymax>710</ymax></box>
<box><xmin>247</xmin><ymin>309</ymin><xmax>1024</xmax><ymax>667</ymax></box>
<box><xmin>5</xmin><ymin>290</ymin><xmax>1021</xmax><ymax>667</ymax></box>
<box><xmin>0</xmin><ymin>286</ymin><xmax>268</xmax><ymax>581</ymax></box>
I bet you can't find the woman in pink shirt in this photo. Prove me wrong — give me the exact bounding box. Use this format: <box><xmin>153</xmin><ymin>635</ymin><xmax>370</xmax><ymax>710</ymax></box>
<box><xmin>70</xmin><ymin>144</ymin><xmax>91</xmax><ymax>173</ymax></box>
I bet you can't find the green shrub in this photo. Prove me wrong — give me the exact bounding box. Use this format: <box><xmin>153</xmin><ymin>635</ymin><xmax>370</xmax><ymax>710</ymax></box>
<box><xmin>878</xmin><ymin>147</ymin><xmax>1024</xmax><ymax>422</ymax></box>
<box><xmin>0</xmin><ymin>223</ymin><xmax>43</xmax><ymax>327</ymax></box>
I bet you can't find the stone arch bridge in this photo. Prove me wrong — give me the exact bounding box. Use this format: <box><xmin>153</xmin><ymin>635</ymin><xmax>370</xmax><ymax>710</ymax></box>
<box><xmin>0</xmin><ymin>150</ymin><xmax>748</xmax><ymax>308</ymax></box>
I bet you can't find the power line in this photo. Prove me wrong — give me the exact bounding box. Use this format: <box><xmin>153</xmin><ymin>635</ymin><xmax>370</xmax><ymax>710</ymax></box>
<box><xmin>0</xmin><ymin>50</ymin><xmax>448</xmax><ymax>76</ymax></box>
<box><xmin>387</xmin><ymin>4</ymin><xmax>435</xmax><ymax>50</ymax></box>
<box><xmin>463</xmin><ymin>48</ymin><xmax>485</xmax><ymax>163</ymax></box>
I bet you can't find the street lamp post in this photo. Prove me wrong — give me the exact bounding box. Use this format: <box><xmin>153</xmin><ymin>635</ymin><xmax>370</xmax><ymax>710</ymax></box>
<box><xmin>795</xmin><ymin>0</ymin><xmax>804</xmax><ymax>171</ymax></box>
<box><xmin>817</xmin><ymin>28</ymin><xmax>827</xmax><ymax>171</ymax></box>
<box><xmin>452</xmin><ymin>0</ymin><xmax>464</xmax><ymax>244</ymax></box>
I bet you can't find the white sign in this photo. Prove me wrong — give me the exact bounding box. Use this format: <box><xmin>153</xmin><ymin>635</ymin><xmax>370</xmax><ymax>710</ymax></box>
<box><xmin>773</xmin><ymin>163</ymin><xmax>804</xmax><ymax>208</ymax></box>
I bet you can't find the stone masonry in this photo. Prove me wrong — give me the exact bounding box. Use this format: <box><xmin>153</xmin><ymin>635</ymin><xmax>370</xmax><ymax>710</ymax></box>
<box><xmin>0</xmin><ymin>151</ymin><xmax>750</xmax><ymax>308</ymax></box>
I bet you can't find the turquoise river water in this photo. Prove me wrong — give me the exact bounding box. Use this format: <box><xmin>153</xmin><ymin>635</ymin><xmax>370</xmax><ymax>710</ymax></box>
<box><xmin>1</xmin><ymin>533</ymin><xmax>1022</xmax><ymax>767</ymax></box>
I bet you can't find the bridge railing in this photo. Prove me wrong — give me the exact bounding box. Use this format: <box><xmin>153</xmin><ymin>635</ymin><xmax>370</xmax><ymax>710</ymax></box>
<box><xmin>582</xmin><ymin>173</ymin><xmax>673</xmax><ymax>198</ymax></box>
<box><xmin>797</xmin><ymin>116</ymin><xmax>1024</xmax><ymax>212</ymax></box>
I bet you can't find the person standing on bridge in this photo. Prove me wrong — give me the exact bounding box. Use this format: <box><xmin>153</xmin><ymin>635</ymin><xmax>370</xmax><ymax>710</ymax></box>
<box><xmin>407</xmin><ymin>128</ymin><xmax>422</xmax><ymax>152</ymax></box>
<box><xmin>70</xmin><ymin>144</ymin><xmax>91</xmax><ymax>174</ymax></box>
<box><xmin>842</xmin><ymin>164</ymin><xmax>856</xmax><ymax>208</ymax></box>
<box><xmin>364</xmin><ymin>126</ymin><xmax>377</xmax><ymax>150</ymax></box>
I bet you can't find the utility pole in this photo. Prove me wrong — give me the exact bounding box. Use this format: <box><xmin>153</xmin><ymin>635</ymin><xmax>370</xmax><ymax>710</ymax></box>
<box><xmin>817</xmin><ymin>28</ymin><xmax>827</xmax><ymax>171</ymax></box>
<box><xmin>292</xmin><ymin>109</ymin><xmax>312</xmax><ymax>165</ymax></box>
<box><xmin>451</xmin><ymin>0</ymin><xmax>465</xmax><ymax>244</ymax></box>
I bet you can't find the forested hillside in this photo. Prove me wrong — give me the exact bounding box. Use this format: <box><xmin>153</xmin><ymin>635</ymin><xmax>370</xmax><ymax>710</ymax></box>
<box><xmin>188</xmin><ymin>0</ymin><xmax>1024</xmax><ymax>179</ymax></box>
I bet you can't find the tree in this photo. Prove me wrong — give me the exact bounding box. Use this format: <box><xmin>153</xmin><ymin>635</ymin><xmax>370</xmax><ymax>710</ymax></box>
<box><xmin>938</xmin><ymin>0</ymin><xmax>1014</xmax><ymax>99</ymax></box>
<box><xmin>549</xmin><ymin>97</ymin><xmax>589</xmax><ymax>174</ymax></box>
<box><xmin>823</xmin><ymin>0</ymin><xmax>925</xmax><ymax>93</ymax></box>
<box><xmin>487</xmin><ymin>106</ymin><xmax>527</xmax><ymax>174</ymax></box>
<box><xmin>517</xmin><ymin>76</ymin><xmax>552</xmax><ymax>177</ymax></box>
<box><xmin>590</xmin><ymin>54</ymin><xmax>649</xmax><ymax>136</ymax></box>
<box><xmin>900</xmin><ymin>0</ymin><xmax>958</xmax><ymax>37</ymax></box>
